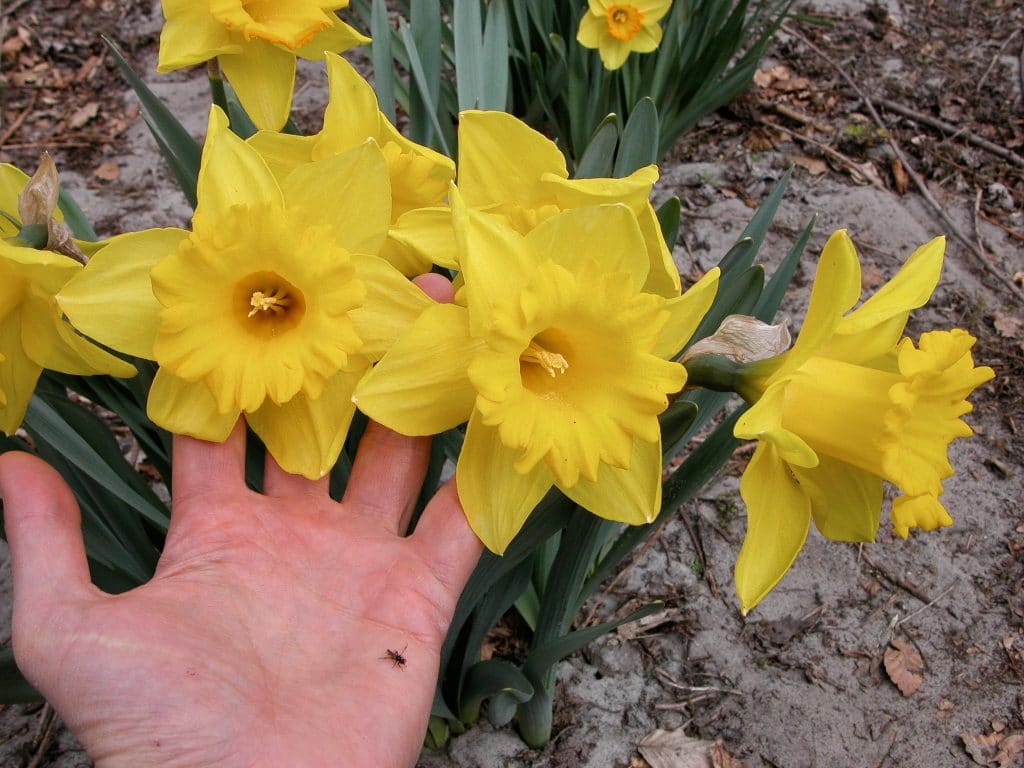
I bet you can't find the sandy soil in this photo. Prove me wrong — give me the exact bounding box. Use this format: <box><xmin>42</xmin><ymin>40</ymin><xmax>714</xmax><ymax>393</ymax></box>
<box><xmin>0</xmin><ymin>0</ymin><xmax>1021</xmax><ymax>766</ymax></box>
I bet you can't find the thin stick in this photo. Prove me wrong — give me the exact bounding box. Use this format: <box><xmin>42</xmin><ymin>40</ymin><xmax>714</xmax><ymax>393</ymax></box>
<box><xmin>784</xmin><ymin>23</ymin><xmax>1024</xmax><ymax>304</ymax></box>
<box><xmin>873</xmin><ymin>96</ymin><xmax>1024</xmax><ymax>168</ymax></box>
<box><xmin>894</xmin><ymin>581</ymin><xmax>958</xmax><ymax>629</ymax></box>
<box><xmin>753</xmin><ymin>115</ymin><xmax>886</xmax><ymax>190</ymax></box>
<box><xmin>974</xmin><ymin>28</ymin><xmax>1021</xmax><ymax>97</ymax></box>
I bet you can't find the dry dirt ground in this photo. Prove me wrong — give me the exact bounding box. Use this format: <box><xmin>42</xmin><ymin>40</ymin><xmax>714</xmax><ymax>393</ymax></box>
<box><xmin>0</xmin><ymin>1</ymin><xmax>1022</xmax><ymax>766</ymax></box>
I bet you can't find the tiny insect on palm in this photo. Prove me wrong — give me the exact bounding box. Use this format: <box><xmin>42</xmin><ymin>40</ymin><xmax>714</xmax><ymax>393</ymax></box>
<box><xmin>381</xmin><ymin>644</ymin><xmax>408</xmax><ymax>670</ymax></box>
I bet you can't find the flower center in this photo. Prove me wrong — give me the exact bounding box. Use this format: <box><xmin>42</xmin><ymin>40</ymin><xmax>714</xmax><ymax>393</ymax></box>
<box><xmin>606</xmin><ymin>4</ymin><xmax>643</xmax><ymax>41</ymax></box>
<box><xmin>235</xmin><ymin>270</ymin><xmax>306</xmax><ymax>336</ymax></box>
<box><xmin>520</xmin><ymin>339</ymin><xmax>569</xmax><ymax>378</ymax></box>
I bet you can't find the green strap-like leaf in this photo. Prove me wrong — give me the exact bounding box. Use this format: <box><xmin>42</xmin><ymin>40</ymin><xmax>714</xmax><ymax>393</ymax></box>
<box><xmin>614</xmin><ymin>97</ymin><xmax>659</xmax><ymax>178</ymax></box>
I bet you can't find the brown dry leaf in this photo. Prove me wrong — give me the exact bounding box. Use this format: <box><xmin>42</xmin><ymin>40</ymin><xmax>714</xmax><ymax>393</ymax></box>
<box><xmin>788</xmin><ymin>154</ymin><xmax>828</xmax><ymax>175</ymax></box>
<box><xmin>963</xmin><ymin>730</ymin><xmax>1024</xmax><ymax>767</ymax></box>
<box><xmin>638</xmin><ymin>729</ymin><xmax>718</xmax><ymax>768</ymax></box>
<box><xmin>851</xmin><ymin>160</ymin><xmax>885</xmax><ymax>188</ymax></box>
<box><xmin>963</xmin><ymin>731</ymin><xmax>1004</xmax><ymax>765</ymax></box>
<box><xmin>883</xmin><ymin>637</ymin><xmax>924</xmax><ymax>696</ymax></box>
<box><xmin>993</xmin><ymin>312</ymin><xmax>1023</xmax><ymax>339</ymax></box>
<box><xmin>862</xmin><ymin>263</ymin><xmax>886</xmax><ymax>290</ymax></box>
<box><xmin>76</xmin><ymin>54</ymin><xmax>102</xmax><ymax>82</ymax></box>
<box><xmin>891</xmin><ymin>158</ymin><xmax>910</xmax><ymax>195</ymax></box>
<box><xmin>995</xmin><ymin>734</ymin><xmax>1024</xmax><ymax>767</ymax></box>
<box><xmin>1013</xmin><ymin>271</ymin><xmax>1024</xmax><ymax>288</ymax></box>
<box><xmin>93</xmin><ymin>161</ymin><xmax>121</xmax><ymax>182</ymax></box>
<box><xmin>69</xmin><ymin>101</ymin><xmax>100</xmax><ymax>130</ymax></box>
<box><xmin>710</xmin><ymin>741</ymin><xmax>748</xmax><ymax>768</ymax></box>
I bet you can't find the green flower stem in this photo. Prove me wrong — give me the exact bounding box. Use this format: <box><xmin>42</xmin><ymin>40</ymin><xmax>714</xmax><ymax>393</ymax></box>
<box><xmin>682</xmin><ymin>353</ymin><xmax>744</xmax><ymax>395</ymax></box>
<box><xmin>206</xmin><ymin>59</ymin><xmax>229</xmax><ymax>117</ymax></box>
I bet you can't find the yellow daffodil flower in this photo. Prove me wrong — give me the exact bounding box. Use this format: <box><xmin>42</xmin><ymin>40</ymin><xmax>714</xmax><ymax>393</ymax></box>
<box><xmin>247</xmin><ymin>52</ymin><xmax>455</xmax><ymax>275</ymax></box>
<box><xmin>355</xmin><ymin>190</ymin><xmax>719</xmax><ymax>553</ymax></box>
<box><xmin>58</xmin><ymin>108</ymin><xmax>430</xmax><ymax>479</ymax></box>
<box><xmin>157</xmin><ymin>0</ymin><xmax>369</xmax><ymax>131</ymax></box>
<box><xmin>0</xmin><ymin>164</ymin><xmax>135</xmax><ymax>434</ymax></box>
<box><xmin>730</xmin><ymin>230</ymin><xmax>994</xmax><ymax>613</ymax></box>
<box><xmin>389</xmin><ymin>109</ymin><xmax>681</xmax><ymax>297</ymax></box>
<box><xmin>576</xmin><ymin>0</ymin><xmax>672</xmax><ymax>71</ymax></box>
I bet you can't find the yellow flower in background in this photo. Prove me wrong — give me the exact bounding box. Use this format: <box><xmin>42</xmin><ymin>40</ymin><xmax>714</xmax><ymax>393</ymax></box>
<box><xmin>730</xmin><ymin>230</ymin><xmax>994</xmax><ymax>614</ymax></box>
<box><xmin>248</xmin><ymin>52</ymin><xmax>455</xmax><ymax>275</ymax></box>
<box><xmin>389</xmin><ymin>110</ymin><xmax>681</xmax><ymax>297</ymax></box>
<box><xmin>355</xmin><ymin>190</ymin><xmax>719</xmax><ymax>553</ymax></box>
<box><xmin>0</xmin><ymin>164</ymin><xmax>135</xmax><ymax>435</ymax></box>
<box><xmin>157</xmin><ymin>0</ymin><xmax>368</xmax><ymax>131</ymax></box>
<box><xmin>59</xmin><ymin>108</ymin><xmax>430</xmax><ymax>479</ymax></box>
<box><xmin>577</xmin><ymin>0</ymin><xmax>672</xmax><ymax>71</ymax></box>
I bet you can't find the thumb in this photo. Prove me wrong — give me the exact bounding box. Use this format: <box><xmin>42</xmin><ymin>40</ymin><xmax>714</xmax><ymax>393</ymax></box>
<box><xmin>0</xmin><ymin>451</ymin><xmax>93</xmax><ymax>614</ymax></box>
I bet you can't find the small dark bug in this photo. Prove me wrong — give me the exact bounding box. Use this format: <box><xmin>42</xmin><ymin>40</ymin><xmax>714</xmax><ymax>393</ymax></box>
<box><xmin>382</xmin><ymin>644</ymin><xmax>408</xmax><ymax>670</ymax></box>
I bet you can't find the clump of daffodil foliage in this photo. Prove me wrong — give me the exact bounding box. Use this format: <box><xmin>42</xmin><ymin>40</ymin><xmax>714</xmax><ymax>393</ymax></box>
<box><xmin>0</xmin><ymin>0</ymin><xmax>995</xmax><ymax>751</ymax></box>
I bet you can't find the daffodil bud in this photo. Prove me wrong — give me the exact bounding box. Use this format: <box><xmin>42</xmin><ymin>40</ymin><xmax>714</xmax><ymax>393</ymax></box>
<box><xmin>17</xmin><ymin>153</ymin><xmax>87</xmax><ymax>264</ymax></box>
<box><xmin>680</xmin><ymin>315</ymin><xmax>791</xmax><ymax>399</ymax></box>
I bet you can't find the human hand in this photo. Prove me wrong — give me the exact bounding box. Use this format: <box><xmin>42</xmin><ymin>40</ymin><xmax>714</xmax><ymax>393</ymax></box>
<box><xmin>0</xmin><ymin>278</ymin><xmax>482</xmax><ymax>768</ymax></box>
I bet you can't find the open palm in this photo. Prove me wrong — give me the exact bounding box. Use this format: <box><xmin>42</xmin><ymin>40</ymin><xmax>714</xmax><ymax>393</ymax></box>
<box><xmin>0</xmin><ymin>419</ymin><xmax>481</xmax><ymax>768</ymax></box>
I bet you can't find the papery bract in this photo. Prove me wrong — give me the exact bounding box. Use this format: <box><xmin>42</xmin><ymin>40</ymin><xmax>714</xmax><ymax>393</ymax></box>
<box><xmin>58</xmin><ymin>108</ymin><xmax>430</xmax><ymax>479</ymax></box>
<box><xmin>730</xmin><ymin>229</ymin><xmax>994</xmax><ymax>613</ymax></box>
<box><xmin>157</xmin><ymin>0</ymin><xmax>368</xmax><ymax>130</ymax></box>
<box><xmin>355</xmin><ymin>190</ymin><xmax>718</xmax><ymax>553</ymax></box>
<box><xmin>576</xmin><ymin>0</ymin><xmax>672</xmax><ymax>71</ymax></box>
<box><xmin>389</xmin><ymin>110</ymin><xmax>681</xmax><ymax>297</ymax></box>
<box><xmin>247</xmin><ymin>52</ymin><xmax>455</xmax><ymax>275</ymax></box>
<box><xmin>0</xmin><ymin>164</ymin><xmax>135</xmax><ymax>434</ymax></box>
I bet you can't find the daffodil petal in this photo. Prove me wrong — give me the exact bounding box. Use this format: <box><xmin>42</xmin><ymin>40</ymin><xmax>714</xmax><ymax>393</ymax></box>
<box><xmin>562</xmin><ymin>436</ymin><xmax>661</xmax><ymax>524</ymax></box>
<box><xmin>218</xmin><ymin>39</ymin><xmax>296</xmax><ymax>131</ymax></box>
<box><xmin>735</xmin><ymin>385</ymin><xmax>818</xmax><ymax>469</ymax></box>
<box><xmin>354</xmin><ymin>304</ymin><xmax>481</xmax><ymax>435</ymax></box>
<box><xmin>349</xmin><ymin>253</ymin><xmax>432</xmax><ymax>360</ymax></box>
<box><xmin>792</xmin><ymin>456</ymin><xmax>883</xmax><ymax>541</ymax></box>
<box><xmin>196</xmin><ymin>107</ymin><xmax>284</xmax><ymax>222</ymax></box>
<box><xmin>526</xmin><ymin>204</ymin><xmax>649</xmax><ymax>291</ymax></box>
<box><xmin>0</xmin><ymin>312</ymin><xmax>41</xmax><ymax>434</ymax></box>
<box><xmin>829</xmin><ymin>235</ymin><xmax>945</xmax><ymax>364</ymax></box>
<box><xmin>783</xmin><ymin>228</ymin><xmax>862</xmax><ymax>374</ymax></box>
<box><xmin>293</xmin><ymin>18</ymin><xmax>370</xmax><ymax>59</ymax></box>
<box><xmin>57</xmin><ymin>229</ymin><xmax>187</xmax><ymax>359</ymax></box>
<box><xmin>599</xmin><ymin>39</ymin><xmax>631</xmax><ymax>70</ymax></box>
<box><xmin>637</xmin><ymin>202</ymin><xmax>681</xmax><ymax>297</ymax></box>
<box><xmin>247</xmin><ymin>130</ymin><xmax>317</xmax><ymax>185</ymax></box>
<box><xmin>654</xmin><ymin>267</ymin><xmax>720</xmax><ymax>359</ymax></box>
<box><xmin>456</xmin><ymin>410</ymin><xmax>554</xmax><ymax>554</ymax></box>
<box><xmin>457</xmin><ymin>110</ymin><xmax>568</xmax><ymax>207</ymax></box>
<box><xmin>452</xmin><ymin>186</ymin><xmax>534</xmax><ymax>336</ymax></box>
<box><xmin>248</xmin><ymin>367</ymin><xmax>363</xmax><ymax>480</ymax></box>
<box><xmin>283</xmin><ymin>140</ymin><xmax>391</xmax><ymax>255</ymax></box>
<box><xmin>20</xmin><ymin>295</ymin><xmax>134</xmax><ymax>377</ymax></box>
<box><xmin>157</xmin><ymin>3</ymin><xmax>239</xmax><ymax>70</ymax></box>
<box><xmin>576</xmin><ymin>12</ymin><xmax>604</xmax><ymax>48</ymax></box>
<box><xmin>734</xmin><ymin>441</ymin><xmax>812</xmax><ymax>614</ymax></box>
<box><xmin>316</xmin><ymin>52</ymin><xmax>383</xmax><ymax>154</ymax></box>
<box><xmin>146</xmin><ymin>368</ymin><xmax>237</xmax><ymax>443</ymax></box>
<box><xmin>0</xmin><ymin>165</ymin><xmax>30</xmax><ymax>235</ymax></box>
<box><xmin>384</xmin><ymin>206</ymin><xmax>457</xmax><ymax>272</ymax></box>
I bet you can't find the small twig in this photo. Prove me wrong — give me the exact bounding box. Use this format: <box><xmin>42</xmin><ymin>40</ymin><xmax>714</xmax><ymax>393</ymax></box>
<box><xmin>894</xmin><ymin>581</ymin><xmax>958</xmax><ymax>629</ymax></box>
<box><xmin>975</xmin><ymin>28</ymin><xmax>1021</xmax><ymax>96</ymax></box>
<box><xmin>680</xmin><ymin>506</ymin><xmax>719</xmax><ymax>598</ymax></box>
<box><xmin>859</xmin><ymin>547</ymin><xmax>935</xmax><ymax>605</ymax></box>
<box><xmin>873</xmin><ymin>96</ymin><xmax>1024</xmax><ymax>169</ymax></box>
<box><xmin>784</xmin><ymin>23</ymin><xmax>1024</xmax><ymax>304</ymax></box>
<box><xmin>655</xmin><ymin>668</ymin><xmax>744</xmax><ymax>696</ymax></box>
<box><xmin>753</xmin><ymin>115</ymin><xmax>886</xmax><ymax>190</ymax></box>
<box><xmin>0</xmin><ymin>0</ymin><xmax>34</xmax><ymax>19</ymax></box>
<box><xmin>978</xmin><ymin>209</ymin><xmax>1024</xmax><ymax>241</ymax></box>
<box><xmin>26</xmin><ymin>704</ymin><xmax>56</xmax><ymax>768</ymax></box>
<box><xmin>0</xmin><ymin>93</ymin><xmax>38</xmax><ymax>146</ymax></box>
<box><xmin>972</xmin><ymin>187</ymin><xmax>988</xmax><ymax>261</ymax></box>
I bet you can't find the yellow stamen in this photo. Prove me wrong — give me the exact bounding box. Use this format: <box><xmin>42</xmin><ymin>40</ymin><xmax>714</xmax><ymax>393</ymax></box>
<box><xmin>248</xmin><ymin>290</ymin><xmax>290</xmax><ymax>317</ymax></box>
<box><xmin>521</xmin><ymin>340</ymin><xmax>569</xmax><ymax>378</ymax></box>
